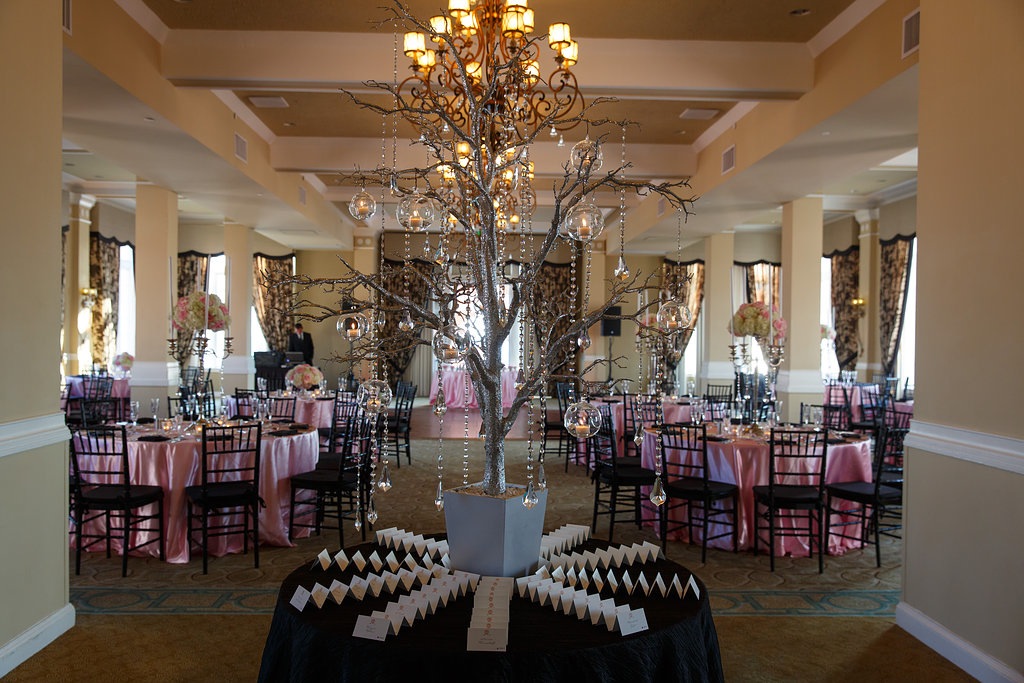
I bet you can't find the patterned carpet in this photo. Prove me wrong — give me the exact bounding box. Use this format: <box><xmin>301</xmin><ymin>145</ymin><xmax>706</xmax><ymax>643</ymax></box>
<box><xmin>70</xmin><ymin>438</ymin><xmax>901</xmax><ymax>618</ymax></box>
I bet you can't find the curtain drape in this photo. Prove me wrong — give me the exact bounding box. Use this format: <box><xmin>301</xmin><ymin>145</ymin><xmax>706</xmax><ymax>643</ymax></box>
<box><xmin>174</xmin><ymin>252</ymin><xmax>210</xmax><ymax>371</ymax></box>
<box><xmin>253</xmin><ymin>253</ymin><xmax>294</xmax><ymax>355</ymax></box>
<box><xmin>742</xmin><ymin>261</ymin><xmax>781</xmax><ymax>309</ymax></box>
<box><xmin>829</xmin><ymin>247</ymin><xmax>860</xmax><ymax>371</ymax></box>
<box><xmin>380</xmin><ymin>258</ymin><xmax>435</xmax><ymax>382</ymax></box>
<box><xmin>60</xmin><ymin>226</ymin><xmax>68</xmax><ymax>349</ymax></box>
<box><xmin>533</xmin><ymin>261</ymin><xmax>576</xmax><ymax>376</ymax></box>
<box><xmin>662</xmin><ymin>259</ymin><xmax>705</xmax><ymax>356</ymax></box>
<box><xmin>879</xmin><ymin>235</ymin><xmax>915</xmax><ymax>377</ymax></box>
<box><xmin>89</xmin><ymin>233</ymin><xmax>121</xmax><ymax>369</ymax></box>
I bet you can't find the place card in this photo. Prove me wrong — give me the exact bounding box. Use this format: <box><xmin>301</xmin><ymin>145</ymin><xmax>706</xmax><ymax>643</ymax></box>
<box><xmin>622</xmin><ymin>571</ymin><xmax>634</xmax><ymax>595</ymax></box>
<box><xmin>413</xmin><ymin>537</ymin><xmax>429</xmax><ymax>556</ymax></box>
<box><xmin>591</xmin><ymin>569</ymin><xmax>604</xmax><ymax>593</ymax></box>
<box><xmin>352</xmin><ymin>613</ymin><xmax>390</xmax><ymax>641</ymax></box>
<box><xmin>289</xmin><ymin>585</ymin><xmax>311</xmax><ymax>612</ymax></box>
<box><xmin>429</xmin><ymin>565</ymin><xmax>447</xmax><ymax>581</ymax></box>
<box><xmin>397</xmin><ymin>569</ymin><xmax>417</xmax><ymax>591</ymax></box>
<box><xmin>466</xmin><ymin>627</ymin><xmax>508</xmax><ymax>652</ymax></box>
<box><xmin>368</xmin><ymin>551</ymin><xmax>383</xmax><ymax>572</ymax></box>
<box><xmin>381</xmin><ymin>572</ymin><xmax>400</xmax><ymax>595</ymax></box>
<box><xmin>641</xmin><ymin>541</ymin><xmax>662</xmax><ymax>561</ymax></box>
<box><xmin>366</xmin><ymin>574</ymin><xmax>386</xmax><ymax>597</ymax></box>
<box><xmin>384</xmin><ymin>551</ymin><xmax>400</xmax><ymax>572</ymax></box>
<box><xmin>333</xmin><ymin>550</ymin><xmax>349</xmax><ymax>571</ymax></box>
<box><xmin>351</xmin><ymin>550</ymin><xmax>367</xmax><ymax>572</ymax></box>
<box><xmin>309</xmin><ymin>583</ymin><xmax>330</xmax><ymax>608</ymax></box>
<box><xmin>617</xmin><ymin>607</ymin><xmax>649</xmax><ymax>636</ymax></box>
<box><xmin>685</xmin><ymin>574</ymin><xmax>701</xmax><ymax>600</ymax></box>
<box><xmin>607</xmin><ymin>571</ymin><xmax>619</xmax><ymax>593</ymax></box>
<box><xmin>328</xmin><ymin>579</ymin><xmax>348</xmax><ymax>604</ymax></box>
<box><xmin>670</xmin><ymin>574</ymin><xmax>685</xmax><ymax>598</ymax></box>
<box><xmin>587</xmin><ymin>594</ymin><xmax>604</xmax><ymax>625</ymax></box>
<box><xmin>348</xmin><ymin>576</ymin><xmax>367</xmax><ymax>601</ymax></box>
<box><xmin>375</xmin><ymin>527</ymin><xmax>398</xmax><ymax>546</ymax></box>
<box><xmin>609</xmin><ymin>546</ymin><xmax>627</xmax><ymax>568</ymax></box>
<box><xmin>637</xmin><ymin>573</ymin><xmax>651</xmax><ymax>596</ymax></box>
<box><xmin>312</xmin><ymin>548</ymin><xmax>332</xmax><ymax>571</ymax></box>
<box><xmin>551</xmin><ymin>565</ymin><xmax>566</xmax><ymax>582</ymax></box>
<box><xmin>560</xmin><ymin>586</ymin><xmax>576</xmax><ymax>615</ymax></box>
<box><xmin>565</xmin><ymin>566</ymin><xmax>577</xmax><ymax>586</ymax></box>
<box><xmin>623</xmin><ymin>545</ymin><xmax>639</xmax><ymax>566</ymax></box>
<box><xmin>578</xmin><ymin>568</ymin><xmax>590</xmax><ymax>591</ymax></box>
<box><xmin>653</xmin><ymin>574</ymin><xmax>668</xmax><ymax>597</ymax></box>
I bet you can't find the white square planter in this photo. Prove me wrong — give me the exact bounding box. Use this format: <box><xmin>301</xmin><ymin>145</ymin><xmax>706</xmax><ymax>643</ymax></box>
<box><xmin>443</xmin><ymin>483</ymin><xmax>547</xmax><ymax>577</ymax></box>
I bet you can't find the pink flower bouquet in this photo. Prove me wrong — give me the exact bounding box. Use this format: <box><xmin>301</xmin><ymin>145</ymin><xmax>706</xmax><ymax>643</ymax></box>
<box><xmin>172</xmin><ymin>291</ymin><xmax>230</xmax><ymax>332</ymax></box>
<box><xmin>285</xmin><ymin>364</ymin><xmax>324</xmax><ymax>390</ymax></box>
<box><xmin>113</xmin><ymin>352</ymin><xmax>134</xmax><ymax>370</ymax></box>
<box><xmin>729</xmin><ymin>301</ymin><xmax>786</xmax><ymax>343</ymax></box>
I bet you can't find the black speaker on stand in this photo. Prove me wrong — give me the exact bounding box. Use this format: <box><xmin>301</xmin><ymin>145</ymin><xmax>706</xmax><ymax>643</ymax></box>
<box><xmin>601</xmin><ymin>306</ymin><xmax>621</xmax><ymax>382</ymax></box>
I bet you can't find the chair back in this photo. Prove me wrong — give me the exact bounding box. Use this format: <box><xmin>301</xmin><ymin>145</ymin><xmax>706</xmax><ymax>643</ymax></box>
<box><xmin>269</xmin><ymin>396</ymin><xmax>298</xmax><ymax>420</ymax></box>
<box><xmin>704</xmin><ymin>384</ymin><xmax>733</xmax><ymax>420</ymax></box>
<box><xmin>822</xmin><ymin>404</ymin><xmax>850</xmax><ymax>431</ymax></box>
<box><xmin>881</xmin><ymin>404</ymin><xmax>911</xmax><ymax>430</ymax></box>
<box><xmin>82</xmin><ymin>376</ymin><xmax>114</xmax><ymax>400</ymax></box>
<box><xmin>555</xmin><ymin>382</ymin><xmax>575</xmax><ymax>417</ymax></box>
<box><xmin>590</xmin><ymin>404</ymin><xmax>621</xmax><ymax>474</ymax></box>
<box><xmin>168</xmin><ymin>392</ymin><xmax>217</xmax><ymax>420</ymax></box>
<box><xmin>395</xmin><ymin>383</ymin><xmax>416</xmax><ymax>422</ymax></box>
<box><xmin>328</xmin><ymin>398</ymin><xmax>362</xmax><ymax>456</ymax></box>
<box><xmin>79</xmin><ymin>398</ymin><xmax>121</xmax><ymax>426</ymax></box>
<box><xmin>660</xmin><ymin>423</ymin><xmax>710</xmax><ymax>485</ymax></box>
<box><xmin>234</xmin><ymin>389</ymin><xmax>268</xmax><ymax>418</ymax></box>
<box><xmin>876</xmin><ymin>424</ymin><xmax>908</xmax><ymax>483</ymax></box>
<box><xmin>198</xmin><ymin>424</ymin><xmax>262</xmax><ymax>493</ymax></box>
<box><xmin>70</xmin><ymin>425</ymin><xmax>130</xmax><ymax>496</ymax></box>
<box><xmin>860</xmin><ymin>385</ymin><xmax>883</xmax><ymax>424</ymax></box>
<box><xmin>767</xmin><ymin>428</ymin><xmax>828</xmax><ymax>490</ymax></box>
<box><xmin>634</xmin><ymin>396</ymin><xmax>662</xmax><ymax>429</ymax></box>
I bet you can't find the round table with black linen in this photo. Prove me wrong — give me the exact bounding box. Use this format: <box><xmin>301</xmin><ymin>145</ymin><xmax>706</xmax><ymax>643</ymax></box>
<box><xmin>257</xmin><ymin>538</ymin><xmax>724</xmax><ymax>682</ymax></box>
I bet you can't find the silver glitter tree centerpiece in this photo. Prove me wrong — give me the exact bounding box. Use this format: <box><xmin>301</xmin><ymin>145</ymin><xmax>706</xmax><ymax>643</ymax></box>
<box><xmin>273</xmin><ymin>1</ymin><xmax>696</xmax><ymax>570</ymax></box>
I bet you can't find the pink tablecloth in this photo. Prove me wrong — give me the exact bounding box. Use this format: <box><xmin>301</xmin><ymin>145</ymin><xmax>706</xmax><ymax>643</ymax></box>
<box><xmin>429</xmin><ymin>366</ymin><xmax>518</xmax><ymax>409</ymax></box>
<box><xmin>72</xmin><ymin>427</ymin><xmax>319</xmax><ymax>563</ymax></box>
<box><xmin>224</xmin><ymin>395</ymin><xmax>336</xmax><ymax>429</ymax></box>
<box><xmin>66</xmin><ymin>375</ymin><xmax>131</xmax><ymax>399</ymax></box>
<box><xmin>640</xmin><ymin>430</ymin><xmax>872</xmax><ymax>557</ymax></box>
<box><xmin>603</xmin><ymin>399</ymin><xmax>693</xmax><ymax>449</ymax></box>
<box><xmin>824</xmin><ymin>385</ymin><xmax>913</xmax><ymax>423</ymax></box>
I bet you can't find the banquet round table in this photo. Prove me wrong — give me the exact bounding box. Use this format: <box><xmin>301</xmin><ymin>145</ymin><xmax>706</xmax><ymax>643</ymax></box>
<box><xmin>224</xmin><ymin>394</ymin><xmax>337</xmax><ymax>429</ymax></box>
<box><xmin>640</xmin><ymin>428</ymin><xmax>872</xmax><ymax>556</ymax></box>
<box><xmin>72</xmin><ymin>423</ymin><xmax>319</xmax><ymax>563</ymax></box>
<box><xmin>429</xmin><ymin>365</ymin><xmax>519</xmax><ymax>409</ymax></box>
<box><xmin>257</xmin><ymin>538</ymin><xmax>723</xmax><ymax>683</ymax></box>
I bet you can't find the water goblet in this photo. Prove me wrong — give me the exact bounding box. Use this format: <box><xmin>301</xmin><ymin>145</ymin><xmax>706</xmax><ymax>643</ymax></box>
<box><xmin>150</xmin><ymin>397</ymin><xmax>161</xmax><ymax>420</ymax></box>
<box><xmin>256</xmin><ymin>377</ymin><xmax>268</xmax><ymax>392</ymax></box>
<box><xmin>128</xmin><ymin>400</ymin><xmax>140</xmax><ymax>427</ymax></box>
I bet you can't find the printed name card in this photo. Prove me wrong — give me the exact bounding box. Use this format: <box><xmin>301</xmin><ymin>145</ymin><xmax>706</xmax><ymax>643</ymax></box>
<box><xmin>312</xmin><ymin>548</ymin><xmax>332</xmax><ymax>571</ymax></box>
<box><xmin>310</xmin><ymin>583</ymin><xmax>330</xmax><ymax>609</ymax></box>
<box><xmin>333</xmin><ymin>549</ymin><xmax>349</xmax><ymax>571</ymax></box>
<box><xmin>352</xmin><ymin>613</ymin><xmax>391</xmax><ymax>641</ymax></box>
<box><xmin>289</xmin><ymin>585</ymin><xmax>311</xmax><ymax>612</ymax></box>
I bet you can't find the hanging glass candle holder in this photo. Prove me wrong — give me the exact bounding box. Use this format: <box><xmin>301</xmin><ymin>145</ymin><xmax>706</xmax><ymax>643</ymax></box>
<box><xmin>398</xmin><ymin>308</ymin><xmax>415</xmax><ymax>332</ymax></box>
<box><xmin>337</xmin><ymin>310</ymin><xmax>370</xmax><ymax>341</ymax></box>
<box><xmin>563</xmin><ymin>400</ymin><xmax>602</xmax><ymax>439</ymax></box>
<box><xmin>396</xmin><ymin>190</ymin><xmax>436</xmax><ymax>231</ymax></box>
<box><xmin>561</xmin><ymin>201</ymin><xmax>605</xmax><ymax>242</ymax></box>
<box><xmin>432</xmin><ymin>326</ymin><xmax>470</xmax><ymax>363</ymax></box>
<box><xmin>357</xmin><ymin>379</ymin><xmax>393</xmax><ymax>415</ymax></box>
<box><xmin>657</xmin><ymin>299</ymin><xmax>691</xmax><ymax>333</ymax></box>
<box><xmin>348</xmin><ymin>188</ymin><xmax>377</xmax><ymax>221</ymax></box>
<box><xmin>570</xmin><ymin>136</ymin><xmax>603</xmax><ymax>173</ymax></box>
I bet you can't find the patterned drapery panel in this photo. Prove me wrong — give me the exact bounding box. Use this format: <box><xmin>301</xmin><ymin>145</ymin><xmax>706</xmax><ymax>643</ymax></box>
<box><xmin>662</xmin><ymin>259</ymin><xmax>705</xmax><ymax>356</ymax></box>
<box><xmin>175</xmin><ymin>252</ymin><xmax>209</xmax><ymax>371</ymax></box>
<box><xmin>89</xmin><ymin>234</ymin><xmax>120</xmax><ymax>369</ymax></box>
<box><xmin>532</xmin><ymin>261</ymin><xmax>577</xmax><ymax>376</ymax></box>
<box><xmin>743</xmin><ymin>261</ymin><xmax>781</xmax><ymax>309</ymax></box>
<box><xmin>879</xmin><ymin>235</ymin><xmax>915</xmax><ymax>377</ymax></box>
<box><xmin>380</xmin><ymin>258</ymin><xmax>435</xmax><ymax>381</ymax></box>
<box><xmin>253</xmin><ymin>253</ymin><xmax>294</xmax><ymax>354</ymax></box>
<box><xmin>60</xmin><ymin>226</ymin><xmax>68</xmax><ymax>344</ymax></box>
<box><xmin>830</xmin><ymin>248</ymin><xmax>860</xmax><ymax>371</ymax></box>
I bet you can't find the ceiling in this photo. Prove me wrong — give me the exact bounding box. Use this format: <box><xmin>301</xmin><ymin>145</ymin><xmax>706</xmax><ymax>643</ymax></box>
<box><xmin>61</xmin><ymin>0</ymin><xmax>918</xmax><ymax>252</ymax></box>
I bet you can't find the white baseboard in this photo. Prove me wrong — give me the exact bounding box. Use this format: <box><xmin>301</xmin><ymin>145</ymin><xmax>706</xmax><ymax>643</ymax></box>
<box><xmin>906</xmin><ymin>420</ymin><xmax>1024</xmax><ymax>476</ymax></box>
<box><xmin>896</xmin><ymin>602</ymin><xmax>1023</xmax><ymax>683</ymax></box>
<box><xmin>0</xmin><ymin>603</ymin><xmax>75</xmax><ymax>678</ymax></box>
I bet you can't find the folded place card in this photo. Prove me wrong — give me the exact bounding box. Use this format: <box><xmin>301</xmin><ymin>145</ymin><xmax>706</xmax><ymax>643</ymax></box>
<box><xmin>578</xmin><ymin>568</ymin><xmax>590</xmax><ymax>591</ymax></box>
<box><xmin>374</xmin><ymin>527</ymin><xmax>397</xmax><ymax>546</ymax></box>
<box><xmin>313</xmin><ymin>549</ymin><xmax>332</xmax><ymax>571</ymax></box>
<box><xmin>622</xmin><ymin>571</ymin><xmax>634</xmax><ymax>595</ymax></box>
<box><xmin>654</xmin><ymin>574</ymin><xmax>668</xmax><ymax>597</ymax></box>
<box><xmin>398</xmin><ymin>570</ymin><xmax>417</xmax><ymax>591</ymax></box>
<box><xmin>351</xmin><ymin>551</ymin><xmax>367</xmax><ymax>572</ymax></box>
<box><xmin>617</xmin><ymin>607</ymin><xmax>649</xmax><ymax>636</ymax></box>
<box><xmin>642</xmin><ymin>541</ymin><xmax>662</xmax><ymax>561</ymax></box>
<box><xmin>385</xmin><ymin>551</ymin><xmax>400</xmax><ymax>572</ymax></box>
<box><xmin>310</xmin><ymin>583</ymin><xmax>330</xmax><ymax>609</ymax></box>
<box><xmin>685</xmin><ymin>574</ymin><xmax>701</xmax><ymax>600</ymax></box>
<box><xmin>366</xmin><ymin>574</ymin><xmax>386</xmax><ymax>597</ymax></box>
<box><xmin>368</xmin><ymin>551</ymin><xmax>383</xmax><ymax>572</ymax></box>
<box><xmin>348</xmin><ymin>577</ymin><xmax>367</xmax><ymax>601</ymax></box>
<box><xmin>289</xmin><ymin>585</ymin><xmax>311</xmax><ymax>612</ymax></box>
<box><xmin>403</xmin><ymin>554</ymin><xmax>418</xmax><ymax>571</ymax></box>
<box><xmin>591</xmin><ymin>569</ymin><xmax>604</xmax><ymax>593</ymax></box>
<box><xmin>560</xmin><ymin>587</ymin><xmax>576</xmax><ymax>615</ymax></box>
<box><xmin>624</xmin><ymin>546</ymin><xmax>639</xmax><ymax>566</ymax></box>
<box><xmin>382</xmin><ymin>572</ymin><xmax>400</xmax><ymax>595</ymax></box>
<box><xmin>329</xmin><ymin>579</ymin><xmax>348</xmax><ymax>604</ymax></box>
<box><xmin>551</xmin><ymin>566</ymin><xmax>566</xmax><ymax>582</ymax></box>
<box><xmin>333</xmin><ymin>550</ymin><xmax>349</xmax><ymax>571</ymax></box>
<box><xmin>352</xmin><ymin>613</ymin><xmax>390</xmax><ymax>641</ymax></box>
<box><xmin>607</xmin><ymin>572</ymin><xmax>619</xmax><ymax>593</ymax></box>
<box><xmin>565</xmin><ymin>567</ymin><xmax>577</xmax><ymax>586</ymax></box>
<box><xmin>467</xmin><ymin>627</ymin><xmax>508</xmax><ymax>652</ymax></box>
<box><xmin>670</xmin><ymin>574</ymin><xmax>684</xmax><ymax>598</ymax></box>
<box><xmin>413</xmin><ymin>537</ymin><xmax>429</xmax><ymax>556</ymax></box>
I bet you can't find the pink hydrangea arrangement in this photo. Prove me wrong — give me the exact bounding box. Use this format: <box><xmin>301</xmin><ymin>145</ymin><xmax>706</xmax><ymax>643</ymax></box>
<box><xmin>113</xmin><ymin>352</ymin><xmax>134</xmax><ymax>370</ymax></box>
<box><xmin>729</xmin><ymin>301</ymin><xmax>786</xmax><ymax>343</ymax></box>
<box><xmin>172</xmin><ymin>291</ymin><xmax>230</xmax><ymax>332</ymax></box>
<box><xmin>285</xmin><ymin>363</ymin><xmax>324</xmax><ymax>390</ymax></box>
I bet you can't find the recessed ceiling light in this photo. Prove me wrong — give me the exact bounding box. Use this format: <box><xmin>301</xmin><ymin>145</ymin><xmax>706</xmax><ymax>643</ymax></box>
<box><xmin>790</xmin><ymin>8</ymin><xmax>811</xmax><ymax>17</ymax></box>
<box><xmin>249</xmin><ymin>96</ymin><xmax>290</xmax><ymax>109</ymax></box>
<box><xmin>143</xmin><ymin>115</ymin><xmax>156</xmax><ymax>122</ymax></box>
<box><xmin>676</xmin><ymin>130</ymin><xmax>687</xmax><ymax>136</ymax></box>
<box><xmin>282</xmin><ymin>122</ymin><xmax>296</xmax><ymax>127</ymax></box>
<box><xmin>679</xmin><ymin>108</ymin><xmax>719</xmax><ymax>121</ymax></box>
<box><xmin>820</xmin><ymin>130</ymin><xmax>831</xmax><ymax>136</ymax></box>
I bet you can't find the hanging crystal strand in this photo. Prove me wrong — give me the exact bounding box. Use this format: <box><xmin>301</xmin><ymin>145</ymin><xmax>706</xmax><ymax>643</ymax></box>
<box><xmin>614</xmin><ymin>125</ymin><xmax>631</xmax><ymax>282</ymax></box>
<box><xmin>463</xmin><ymin>367</ymin><xmax>471</xmax><ymax>485</ymax></box>
<box><xmin>650</xmin><ymin>430</ymin><xmax>667</xmax><ymax>506</ymax></box>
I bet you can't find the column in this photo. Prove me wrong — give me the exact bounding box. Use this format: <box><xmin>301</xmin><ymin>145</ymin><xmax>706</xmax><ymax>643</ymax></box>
<box><xmin>854</xmin><ymin>209</ymin><xmax>882</xmax><ymax>382</ymax></box>
<box><xmin>66</xmin><ymin>193</ymin><xmax>95</xmax><ymax>376</ymax></box>
<box><xmin>0</xmin><ymin>1</ymin><xmax>73</xmax><ymax>672</ymax></box>
<box><xmin>221</xmin><ymin>221</ymin><xmax>255</xmax><ymax>393</ymax></box>
<box><xmin>777</xmin><ymin>197</ymin><xmax>823</xmax><ymax>422</ymax></box>
<box><xmin>133</xmin><ymin>182</ymin><xmax>179</xmax><ymax>410</ymax></box>
<box><xmin>701</xmin><ymin>231</ymin><xmax>735</xmax><ymax>392</ymax></box>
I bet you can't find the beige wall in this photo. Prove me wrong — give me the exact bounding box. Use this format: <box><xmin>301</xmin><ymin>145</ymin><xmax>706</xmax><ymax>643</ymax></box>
<box><xmin>734</xmin><ymin>231</ymin><xmax>780</xmax><ymax>263</ymax></box>
<box><xmin>823</xmin><ymin>216</ymin><xmax>858</xmax><ymax>254</ymax></box>
<box><xmin>293</xmin><ymin>250</ymin><xmax>355</xmax><ymax>387</ymax></box>
<box><xmin>903</xmin><ymin>0</ymin><xmax>1024</xmax><ymax>676</ymax></box>
<box><xmin>93</xmin><ymin>200</ymin><xmax>134</xmax><ymax>243</ymax></box>
<box><xmin>0</xmin><ymin>0</ymin><xmax>72</xmax><ymax>672</ymax></box>
<box><xmin>878</xmin><ymin>195</ymin><xmax>917</xmax><ymax>240</ymax></box>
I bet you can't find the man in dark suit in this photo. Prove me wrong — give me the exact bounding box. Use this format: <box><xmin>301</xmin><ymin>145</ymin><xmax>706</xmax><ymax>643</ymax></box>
<box><xmin>287</xmin><ymin>323</ymin><xmax>314</xmax><ymax>365</ymax></box>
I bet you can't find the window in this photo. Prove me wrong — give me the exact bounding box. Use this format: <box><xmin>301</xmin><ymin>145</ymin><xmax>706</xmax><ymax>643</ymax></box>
<box><xmin>115</xmin><ymin>244</ymin><xmax>136</xmax><ymax>357</ymax></box>
<box><xmin>205</xmin><ymin>254</ymin><xmax>227</xmax><ymax>369</ymax></box>
<box><xmin>820</xmin><ymin>257</ymin><xmax>839</xmax><ymax>380</ymax></box>
<box><xmin>251</xmin><ymin>307</ymin><xmax>269</xmax><ymax>353</ymax></box>
<box><xmin>895</xmin><ymin>238</ymin><xmax>917</xmax><ymax>393</ymax></box>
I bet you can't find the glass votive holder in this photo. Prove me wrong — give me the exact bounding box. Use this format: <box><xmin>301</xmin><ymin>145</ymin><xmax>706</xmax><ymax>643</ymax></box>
<box><xmin>161</xmin><ymin>419</ymin><xmax>174</xmax><ymax>433</ymax></box>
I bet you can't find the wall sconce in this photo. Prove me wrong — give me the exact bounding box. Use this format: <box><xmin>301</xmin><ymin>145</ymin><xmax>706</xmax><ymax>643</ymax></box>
<box><xmin>80</xmin><ymin>287</ymin><xmax>97</xmax><ymax>309</ymax></box>
<box><xmin>850</xmin><ymin>296</ymin><xmax>866</xmax><ymax>317</ymax></box>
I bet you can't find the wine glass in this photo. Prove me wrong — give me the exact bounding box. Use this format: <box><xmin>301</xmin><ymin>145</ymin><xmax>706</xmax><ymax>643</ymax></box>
<box><xmin>150</xmin><ymin>397</ymin><xmax>161</xmax><ymax>420</ymax></box>
<box><xmin>128</xmin><ymin>400</ymin><xmax>140</xmax><ymax>427</ymax></box>
<box><xmin>256</xmin><ymin>377</ymin><xmax>268</xmax><ymax>393</ymax></box>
